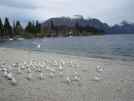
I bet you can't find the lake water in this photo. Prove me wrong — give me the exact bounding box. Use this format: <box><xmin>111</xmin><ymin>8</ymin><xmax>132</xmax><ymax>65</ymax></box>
<box><xmin>0</xmin><ymin>34</ymin><xmax>134</xmax><ymax>61</ymax></box>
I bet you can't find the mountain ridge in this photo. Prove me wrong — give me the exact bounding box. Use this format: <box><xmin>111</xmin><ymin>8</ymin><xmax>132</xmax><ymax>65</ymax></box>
<box><xmin>42</xmin><ymin>17</ymin><xmax>134</xmax><ymax>34</ymax></box>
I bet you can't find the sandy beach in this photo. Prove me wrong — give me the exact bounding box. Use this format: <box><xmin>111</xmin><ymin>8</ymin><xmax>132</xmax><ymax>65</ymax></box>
<box><xmin>0</xmin><ymin>47</ymin><xmax>134</xmax><ymax>101</ymax></box>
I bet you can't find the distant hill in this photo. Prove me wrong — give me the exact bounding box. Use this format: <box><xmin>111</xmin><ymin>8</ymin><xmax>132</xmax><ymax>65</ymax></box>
<box><xmin>42</xmin><ymin>17</ymin><xmax>134</xmax><ymax>34</ymax></box>
<box><xmin>108</xmin><ymin>21</ymin><xmax>134</xmax><ymax>34</ymax></box>
<box><xmin>42</xmin><ymin>17</ymin><xmax>109</xmax><ymax>33</ymax></box>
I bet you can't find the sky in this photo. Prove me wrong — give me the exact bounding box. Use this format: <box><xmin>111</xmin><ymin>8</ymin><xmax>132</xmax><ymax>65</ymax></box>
<box><xmin>0</xmin><ymin>0</ymin><xmax>134</xmax><ymax>25</ymax></box>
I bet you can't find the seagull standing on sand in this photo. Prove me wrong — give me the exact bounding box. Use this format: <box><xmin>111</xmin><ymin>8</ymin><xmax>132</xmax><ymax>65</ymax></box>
<box><xmin>27</xmin><ymin>68</ymin><xmax>32</xmax><ymax>73</ymax></box>
<box><xmin>11</xmin><ymin>77</ymin><xmax>17</xmax><ymax>85</ymax></box>
<box><xmin>17</xmin><ymin>67</ymin><xmax>22</xmax><ymax>74</ymax></box>
<box><xmin>27</xmin><ymin>73</ymin><xmax>32</xmax><ymax>81</ymax></box>
<box><xmin>66</xmin><ymin>76</ymin><xmax>71</xmax><ymax>84</ymax></box>
<box><xmin>61</xmin><ymin>59</ymin><xmax>65</xmax><ymax>65</ymax></box>
<box><xmin>73</xmin><ymin>71</ymin><xmax>80</xmax><ymax>81</ymax></box>
<box><xmin>39</xmin><ymin>72</ymin><xmax>44</xmax><ymax>80</ymax></box>
<box><xmin>49</xmin><ymin>72</ymin><xmax>54</xmax><ymax>78</ymax></box>
<box><xmin>93</xmin><ymin>73</ymin><xmax>102</xmax><ymax>81</ymax></box>
<box><xmin>59</xmin><ymin>64</ymin><xmax>63</xmax><ymax>71</ymax></box>
<box><xmin>96</xmin><ymin>65</ymin><xmax>104</xmax><ymax>73</ymax></box>
<box><xmin>4</xmin><ymin>71</ymin><xmax>17</xmax><ymax>85</ymax></box>
<box><xmin>93</xmin><ymin>65</ymin><xmax>104</xmax><ymax>81</ymax></box>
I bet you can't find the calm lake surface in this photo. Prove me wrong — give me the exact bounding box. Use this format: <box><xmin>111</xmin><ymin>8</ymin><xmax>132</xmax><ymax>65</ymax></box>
<box><xmin>0</xmin><ymin>34</ymin><xmax>134</xmax><ymax>61</ymax></box>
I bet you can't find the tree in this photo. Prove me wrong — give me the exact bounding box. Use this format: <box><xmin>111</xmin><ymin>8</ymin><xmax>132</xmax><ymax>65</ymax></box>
<box><xmin>25</xmin><ymin>21</ymin><xmax>33</xmax><ymax>33</ymax></box>
<box><xmin>4</xmin><ymin>17</ymin><xmax>12</xmax><ymax>37</ymax></box>
<box><xmin>13</xmin><ymin>20</ymin><xmax>23</xmax><ymax>36</ymax></box>
<box><xmin>35</xmin><ymin>20</ymin><xmax>41</xmax><ymax>33</ymax></box>
<box><xmin>0</xmin><ymin>18</ymin><xmax>4</xmax><ymax>37</ymax></box>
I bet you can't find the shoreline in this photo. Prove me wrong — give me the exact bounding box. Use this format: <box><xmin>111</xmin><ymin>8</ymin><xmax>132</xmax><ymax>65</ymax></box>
<box><xmin>0</xmin><ymin>47</ymin><xmax>134</xmax><ymax>101</ymax></box>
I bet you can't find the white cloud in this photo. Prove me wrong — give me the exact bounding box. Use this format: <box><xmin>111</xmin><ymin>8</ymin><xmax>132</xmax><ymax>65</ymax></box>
<box><xmin>0</xmin><ymin>0</ymin><xmax>134</xmax><ymax>25</ymax></box>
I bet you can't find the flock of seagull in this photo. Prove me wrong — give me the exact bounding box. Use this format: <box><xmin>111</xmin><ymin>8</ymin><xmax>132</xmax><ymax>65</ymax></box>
<box><xmin>0</xmin><ymin>44</ymin><xmax>104</xmax><ymax>86</ymax></box>
<box><xmin>0</xmin><ymin>59</ymin><xmax>104</xmax><ymax>86</ymax></box>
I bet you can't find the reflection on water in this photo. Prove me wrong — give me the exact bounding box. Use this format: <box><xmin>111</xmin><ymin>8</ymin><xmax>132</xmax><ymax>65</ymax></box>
<box><xmin>0</xmin><ymin>34</ymin><xmax>134</xmax><ymax>60</ymax></box>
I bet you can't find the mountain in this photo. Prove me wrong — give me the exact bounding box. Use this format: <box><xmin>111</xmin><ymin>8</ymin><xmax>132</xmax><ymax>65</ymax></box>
<box><xmin>108</xmin><ymin>21</ymin><xmax>134</xmax><ymax>34</ymax></box>
<box><xmin>42</xmin><ymin>17</ymin><xmax>110</xmax><ymax>33</ymax></box>
<box><xmin>42</xmin><ymin>17</ymin><xmax>134</xmax><ymax>34</ymax></box>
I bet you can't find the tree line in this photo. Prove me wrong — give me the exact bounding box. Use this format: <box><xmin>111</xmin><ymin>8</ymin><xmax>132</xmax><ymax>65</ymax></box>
<box><xmin>0</xmin><ymin>17</ymin><xmax>103</xmax><ymax>39</ymax></box>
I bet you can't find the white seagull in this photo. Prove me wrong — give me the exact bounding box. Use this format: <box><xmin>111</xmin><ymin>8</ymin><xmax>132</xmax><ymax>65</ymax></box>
<box><xmin>27</xmin><ymin>73</ymin><xmax>32</xmax><ymax>81</ymax></box>
<box><xmin>39</xmin><ymin>72</ymin><xmax>44</xmax><ymax>80</ymax></box>
<box><xmin>11</xmin><ymin>78</ymin><xmax>17</xmax><ymax>85</ymax></box>
<box><xmin>37</xmin><ymin>44</ymin><xmax>41</xmax><ymax>48</ymax></box>
<box><xmin>96</xmin><ymin>65</ymin><xmax>104</xmax><ymax>73</ymax></box>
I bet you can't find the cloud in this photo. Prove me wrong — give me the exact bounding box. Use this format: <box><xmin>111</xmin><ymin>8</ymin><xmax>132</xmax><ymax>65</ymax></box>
<box><xmin>0</xmin><ymin>0</ymin><xmax>38</xmax><ymax>9</ymax></box>
<box><xmin>0</xmin><ymin>0</ymin><xmax>134</xmax><ymax>25</ymax></box>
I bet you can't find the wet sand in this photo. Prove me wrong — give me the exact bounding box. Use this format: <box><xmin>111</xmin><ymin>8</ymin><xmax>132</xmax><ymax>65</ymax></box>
<box><xmin>0</xmin><ymin>47</ymin><xmax>134</xmax><ymax>101</ymax></box>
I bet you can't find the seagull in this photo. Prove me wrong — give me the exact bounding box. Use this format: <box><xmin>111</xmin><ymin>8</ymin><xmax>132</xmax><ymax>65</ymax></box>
<box><xmin>11</xmin><ymin>78</ymin><xmax>17</xmax><ymax>85</ymax></box>
<box><xmin>73</xmin><ymin>71</ymin><xmax>80</xmax><ymax>81</ymax></box>
<box><xmin>37</xmin><ymin>67</ymin><xmax>42</xmax><ymax>72</ymax></box>
<box><xmin>3</xmin><ymin>71</ymin><xmax>8</xmax><ymax>78</ymax></box>
<box><xmin>96</xmin><ymin>65</ymin><xmax>104</xmax><ymax>73</ymax></box>
<box><xmin>27</xmin><ymin>68</ymin><xmax>32</xmax><ymax>73</ymax></box>
<box><xmin>61</xmin><ymin>59</ymin><xmax>65</xmax><ymax>65</ymax></box>
<box><xmin>9</xmin><ymin>38</ymin><xmax>13</xmax><ymax>41</ymax></box>
<box><xmin>74</xmin><ymin>71</ymin><xmax>78</xmax><ymax>75</ymax></box>
<box><xmin>59</xmin><ymin>64</ymin><xmax>63</xmax><ymax>71</ymax></box>
<box><xmin>93</xmin><ymin>76</ymin><xmax>101</xmax><ymax>81</ymax></box>
<box><xmin>39</xmin><ymin>72</ymin><xmax>44</xmax><ymax>80</ymax></box>
<box><xmin>37</xmin><ymin>44</ymin><xmax>41</xmax><ymax>48</ymax></box>
<box><xmin>27</xmin><ymin>73</ymin><xmax>32</xmax><ymax>81</ymax></box>
<box><xmin>73</xmin><ymin>75</ymin><xmax>80</xmax><ymax>81</ymax></box>
<box><xmin>49</xmin><ymin>72</ymin><xmax>54</xmax><ymax>78</ymax></box>
<box><xmin>54</xmin><ymin>60</ymin><xmax>58</xmax><ymax>66</ymax></box>
<box><xmin>1</xmin><ymin>68</ymin><xmax>7</xmax><ymax>72</ymax></box>
<box><xmin>12</xmin><ymin>63</ymin><xmax>19</xmax><ymax>68</ymax></box>
<box><xmin>6</xmin><ymin>72</ymin><xmax>13</xmax><ymax>80</ymax></box>
<box><xmin>59</xmin><ymin>71</ymin><xmax>63</xmax><ymax>77</ymax></box>
<box><xmin>66</xmin><ymin>76</ymin><xmax>71</xmax><ymax>84</ymax></box>
<box><xmin>17</xmin><ymin>67</ymin><xmax>22</xmax><ymax>74</ymax></box>
<box><xmin>92</xmin><ymin>73</ymin><xmax>102</xmax><ymax>81</ymax></box>
<box><xmin>46</xmin><ymin>66</ymin><xmax>56</xmax><ymax>73</ymax></box>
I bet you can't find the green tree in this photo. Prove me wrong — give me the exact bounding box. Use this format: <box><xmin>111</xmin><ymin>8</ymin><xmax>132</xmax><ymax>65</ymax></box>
<box><xmin>25</xmin><ymin>21</ymin><xmax>33</xmax><ymax>33</ymax></box>
<box><xmin>14</xmin><ymin>21</ymin><xmax>23</xmax><ymax>35</ymax></box>
<box><xmin>4</xmin><ymin>17</ymin><xmax>12</xmax><ymax>37</ymax></box>
<box><xmin>0</xmin><ymin>18</ymin><xmax>4</xmax><ymax>37</ymax></box>
<box><xmin>35</xmin><ymin>20</ymin><xmax>41</xmax><ymax>33</ymax></box>
<box><xmin>24</xmin><ymin>21</ymin><xmax>36</xmax><ymax>38</ymax></box>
